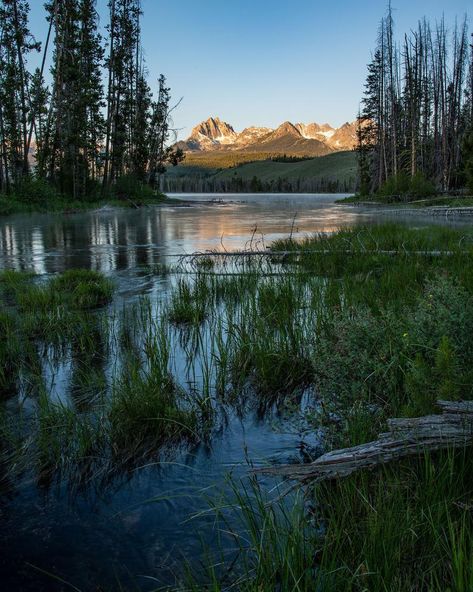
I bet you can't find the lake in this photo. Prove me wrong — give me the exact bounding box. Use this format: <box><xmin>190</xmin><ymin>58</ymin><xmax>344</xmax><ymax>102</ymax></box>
<box><xmin>0</xmin><ymin>194</ymin><xmax>469</xmax><ymax>591</ymax></box>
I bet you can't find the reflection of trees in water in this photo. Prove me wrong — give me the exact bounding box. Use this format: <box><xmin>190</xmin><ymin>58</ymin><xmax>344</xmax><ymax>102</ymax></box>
<box><xmin>0</xmin><ymin>202</ymin><xmax>374</xmax><ymax>274</ymax></box>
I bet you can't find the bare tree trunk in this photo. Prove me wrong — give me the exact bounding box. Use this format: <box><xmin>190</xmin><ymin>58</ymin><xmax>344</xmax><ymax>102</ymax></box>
<box><xmin>102</xmin><ymin>0</ymin><xmax>116</xmax><ymax>192</ymax></box>
<box><xmin>12</xmin><ymin>0</ymin><xmax>29</xmax><ymax>176</ymax></box>
<box><xmin>0</xmin><ymin>104</ymin><xmax>10</xmax><ymax>193</ymax></box>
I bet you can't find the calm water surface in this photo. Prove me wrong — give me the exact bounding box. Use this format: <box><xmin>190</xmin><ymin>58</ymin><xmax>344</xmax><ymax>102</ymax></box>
<box><xmin>0</xmin><ymin>194</ymin><xmax>469</xmax><ymax>591</ymax></box>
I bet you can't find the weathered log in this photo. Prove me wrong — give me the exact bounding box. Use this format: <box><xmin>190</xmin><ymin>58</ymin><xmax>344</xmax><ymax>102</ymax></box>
<box><xmin>170</xmin><ymin>249</ymin><xmax>467</xmax><ymax>258</ymax></box>
<box><xmin>254</xmin><ymin>401</ymin><xmax>473</xmax><ymax>483</ymax></box>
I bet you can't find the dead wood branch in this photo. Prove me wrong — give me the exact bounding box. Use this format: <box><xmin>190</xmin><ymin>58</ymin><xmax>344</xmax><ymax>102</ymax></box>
<box><xmin>168</xmin><ymin>249</ymin><xmax>468</xmax><ymax>259</ymax></box>
<box><xmin>254</xmin><ymin>401</ymin><xmax>473</xmax><ymax>483</ymax></box>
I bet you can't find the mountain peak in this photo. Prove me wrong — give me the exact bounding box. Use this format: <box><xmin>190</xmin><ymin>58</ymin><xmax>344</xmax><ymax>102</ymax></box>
<box><xmin>191</xmin><ymin>117</ymin><xmax>236</xmax><ymax>142</ymax></box>
<box><xmin>178</xmin><ymin>117</ymin><xmax>358</xmax><ymax>154</ymax></box>
<box><xmin>274</xmin><ymin>121</ymin><xmax>302</xmax><ymax>137</ymax></box>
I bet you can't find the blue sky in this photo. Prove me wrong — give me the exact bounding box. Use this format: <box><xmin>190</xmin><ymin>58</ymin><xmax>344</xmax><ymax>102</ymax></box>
<box><xmin>29</xmin><ymin>0</ymin><xmax>471</xmax><ymax>138</ymax></box>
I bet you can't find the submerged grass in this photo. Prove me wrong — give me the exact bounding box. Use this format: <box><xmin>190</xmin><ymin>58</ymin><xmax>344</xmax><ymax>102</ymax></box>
<box><xmin>173</xmin><ymin>223</ymin><xmax>473</xmax><ymax>591</ymax></box>
<box><xmin>3</xmin><ymin>223</ymin><xmax>473</xmax><ymax>590</ymax></box>
<box><xmin>168</xmin><ymin>276</ymin><xmax>210</xmax><ymax>325</ymax></box>
<box><xmin>110</xmin><ymin>322</ymin><xmax>198</xmax><ymax>455</ymax></box>
<box><xmin>179</xmin><ymin>478</ymin><xmax>318</xmax><ymax>592</ymax></box>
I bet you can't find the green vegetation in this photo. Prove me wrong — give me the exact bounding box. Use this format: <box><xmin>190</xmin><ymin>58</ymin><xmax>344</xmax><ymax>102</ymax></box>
<box><xmin>0</xmin><ymin>1</ymin><xmax>182</xmax><ymax>212</ymax></box>
<box><xmin>375</xmin><ymin>171</ymin><xmax>438</xmax><ymax>200</ymax></box>
<box><xmin>109</xmin><ymin>342</ymin><xmax>196</xmax><ymax>455</ymax></box>
<box><xmin>3</xmin><ymin>224</ymin><xmax>473</xmax><ymax>591</ymax></box>
<box><xmin>182</xmin><ymin>151</ymin><xmax>280</xmax><ymax>169</ymax></box>
<box><xmin>168</xmin><ymin>277</ymin><xmax>209</xmax><ymax>325</ymax></box>
<box><xmin>339</xmin><ymin>192</ymin><xmax>473</xmax><ymax>207</ymax></box>
<box><xmin>175</xmin><ymin>224</ymin><xmax>473</xmax><ymax>591</ymax></box>
<box><xmin>180</xmin><ymin>479</ymin><xmax>317</xmax><ymax>591</ymax></box>
<box><xmin>163</xmin><ymin>150</ymin><xmax>357</xmax><ymax>193</ymax></box>
<box><xmin>0</xmin><ymin>176</ymin><xmax>173</xmax><ymax>216</ymax></box>
<box><xmin>0</xmin><ymin>269</ymin><xmax>205</xmax><ymax>481</ymax></box>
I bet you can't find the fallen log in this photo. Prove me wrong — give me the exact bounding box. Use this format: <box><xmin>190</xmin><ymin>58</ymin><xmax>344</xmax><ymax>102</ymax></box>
<box><xmin>254</xmin><ymin>400</ymin><xmax>473</xmax><ymax>483</ymax></box>
<box><xmin>170</xmin><ymin>249</ymin><xmax>468</xmax><ymax>258</ymax></box>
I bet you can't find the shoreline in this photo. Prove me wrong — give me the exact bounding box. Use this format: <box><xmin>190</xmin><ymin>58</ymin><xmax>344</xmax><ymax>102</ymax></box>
<box><xmin>338</xmin><ymin>197</ymin><xmax>473</xmax><ymax>218</ymax></box>
<box><xmin>0</xmin><ymin>193</ymin><xmax>198</xmax><ymax>218</ymax></box>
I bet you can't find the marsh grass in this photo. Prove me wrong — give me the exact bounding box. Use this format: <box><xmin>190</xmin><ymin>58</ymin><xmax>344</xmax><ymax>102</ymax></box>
<box><xmin>173</xmin><ymin>223</ymin><xmax>473</xmax><ymax>591</ymax></box>
<box><xmin>49</xmin><ymin>269</ymin><xmax>114</xmax><ymax>309</ymax></box>
<box><xmin>179</xmin><ymin>477</ymin><xmax>318</xmax><ymax>592</ymax></box>
<box><xmin>109</xmin><ymin>365</ymin><xmax>196</xmax><ymax>455</ymax></box>
<box><xmin>0</xmin><ymin>310</ymin><xmax>23</xmax><ymax>393</ymax></box>
<box><xmin>194</xmin><ymin>256</ymin><xmax>215</xmax><ymax>271</ymax></box>
<box><xmin>3</xmin><ymin>224</ymin><xmax>473</xmax><ymax>590</ymax></box>
<box><xmin>310</xmin><ymin>447</ymin><xmax>473</xmax><ymax>592</ymax></box>
<box><xmin>110</xmin><ymin>318</ymin><xmax>199</xmax><ymax>455</ymax></box>
<box><xmin>35</xmin><ymin>389</ymin><xmax>105</xmax><ymax>477</ymax></box>
<box><xmin>168</xmin><ymin>276</ymin><xmax>209</xmax><ymax>325</ymax></box>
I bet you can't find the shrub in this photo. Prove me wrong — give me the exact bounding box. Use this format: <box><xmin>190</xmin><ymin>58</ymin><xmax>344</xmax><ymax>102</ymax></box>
<box><xmin>13</xmin><ymin>177</ymin><xmax>64</xmax><ymax>205</ymax></box>
<box><xmin>113</xmin><ymin>174</ymin><xmax>156</xmax><ymax>202</ymax></box>
<box><xmin>377</xmin><ymin>171</ymin><xmax>437</xmax><ymax>200</ymax></box>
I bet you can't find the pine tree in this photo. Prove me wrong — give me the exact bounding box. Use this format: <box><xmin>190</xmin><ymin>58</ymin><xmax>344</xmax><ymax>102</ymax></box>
<box><xmin>41</xmin><ymin>0</ymin><xmax>104</xmax><ymax>198</ymax></box>
<box><xmin>103</xmin><ymin>0</ymin><xmax>142</xmax><ymax>186</ymax></box>
<box><xmin>147</xmin><ymin>75</ymin><xmax>184</xmax><ymax>188</ymax></box>
<box><xmin>28</xmin><ymin>68</ymin><xmax>49</xmax><ymax>173</ymax></box>
<box><xmin>132</xmin><ymin>71</ymin><xmax>152</xmax><ymax>181</ymax></box>
<box><xmin>359</xmin><ymin>9</ymin><xmax>471</xmax><ymax>196</ymax></box>
<box><xmin>79</xmin><ymin>0</ymin><xmax>105</xmax><ymax>186</ymax></box>
<box><xmin>0</xmin><ymin>0</ymin><xmax>183</xmax><ymax>201</ymax></box>
<box><xmin>0</xmin><ymin>0</ymin><xmax>40</xmax><ymax>190</ymax></box>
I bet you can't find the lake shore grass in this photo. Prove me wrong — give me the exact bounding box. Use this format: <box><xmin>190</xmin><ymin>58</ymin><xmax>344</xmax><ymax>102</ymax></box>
<box><xmin>0</xmin><ymin>192</ymin><xmax>187</xmax><ymax>216</ymax></box>
<box><xmin>338</xmin><ymin>193</ymin><xmax>473</xmax><ymax>209</ymax></box>
<box><xmin>176</xmin><ymin>224</ymin><xmax>473</xmax><ymax>591</ymax></box>
<box><xmin>2</xmin><ymin>223</ymin><xmax>473</xmax><ymax>590</ymax></box>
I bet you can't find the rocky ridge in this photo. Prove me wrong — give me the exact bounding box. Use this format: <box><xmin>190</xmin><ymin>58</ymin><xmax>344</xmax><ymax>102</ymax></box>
<box><xmin>177</xmin><ymin>116</ymin><xmax>357</xmax><ymax>155</ymax></box>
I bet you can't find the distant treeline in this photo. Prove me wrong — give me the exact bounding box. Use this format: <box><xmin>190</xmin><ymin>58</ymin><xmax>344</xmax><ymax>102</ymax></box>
<box><xmin>357</xmin><ymin>6</ymin><xmax>473</xmax><ymax>196</ymax></box>
<box><xmin>161</xmin><ymin>174</ymin><xmax>355</xmax><ymax>194</ymax></box>
<box><xmin>268</xmin><ymin>155</ymin><xmax>314</xmax><ymax>163</ymax></box>
<box><xmin>183</xmin><ymin>151</ymin><xmax>319</xmax><ymax>169</ymax></box>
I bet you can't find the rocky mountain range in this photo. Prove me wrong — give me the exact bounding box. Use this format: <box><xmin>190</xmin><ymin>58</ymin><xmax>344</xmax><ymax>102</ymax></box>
<box><xmin>176</xmin><ymin>117</ymin><xmax>357</xmax><ymax>156</ymax></box>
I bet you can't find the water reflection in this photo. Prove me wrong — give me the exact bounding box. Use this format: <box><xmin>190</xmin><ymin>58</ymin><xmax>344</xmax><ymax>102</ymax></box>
<box><xmin>1</xmin><ymin>193</ymin><xmax>471</xmax><ymax>591</ymax></box>
<box><xmin>2</xmin><ymin>193</ymin><xmax>472</xmax><ymax>276</ymax></box>
<box><xmin>0</xmin><ymin>194</ymin><xmax>394</xmax><ymax>274</ymax></box>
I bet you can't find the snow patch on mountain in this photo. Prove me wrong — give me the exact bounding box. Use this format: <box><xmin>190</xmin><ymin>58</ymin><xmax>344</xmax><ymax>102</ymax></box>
<box><xmin>178</xmin><ymin>117</ymin><xmax>357</xmax><ymax>154</ymax></box>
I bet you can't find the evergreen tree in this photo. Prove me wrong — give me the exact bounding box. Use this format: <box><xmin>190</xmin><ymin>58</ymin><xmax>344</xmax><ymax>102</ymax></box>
<box><xmin>40</xmin><ymin>0</ymin><xmax>104</xmax><ymax>198</ymax></box>
<box><xmin>103</xmin><ymin>0</ymin><xmax>142</xmax><ymax>186</ymax></box>
<box><xmin>131</xmin><ymin>71</ymin><xmax>152</xmax><ymax>181</ymax></box>
<box><xmin>0</xmin><ymin>0</ymin><xmax>184</xmax><ymax>201</ymax></box>
<box><xmin>147</xmin><ymin>75</ymin><xmax>184</xmax><ymax>188</ymax></box>
<box><xmin>28</xmin><ymin>67</ymin><xmax>49</xmax><ymax>173</ymax></box>
<box><xmin>0</xmin><ymin>0</ymin><xmax>40</xmax><ymax>190</ymax></box>
<box><xmin>359</xmin><ymin>9</ymin><xmax>470</xmax><ymax>196</ymax></box>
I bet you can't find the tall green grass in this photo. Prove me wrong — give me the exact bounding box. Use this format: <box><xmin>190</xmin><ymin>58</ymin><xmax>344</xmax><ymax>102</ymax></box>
<box><xmin>3</xmin><ymin>224</ymin><xmax>473</xmax><ymax>591</ymax></box>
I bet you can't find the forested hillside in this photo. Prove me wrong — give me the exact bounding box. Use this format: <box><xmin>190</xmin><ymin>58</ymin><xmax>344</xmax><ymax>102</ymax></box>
<box><xmin>161</xmin><ymin>151</ymin><xmax>357</xmax><ymax>193</ymax></box>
